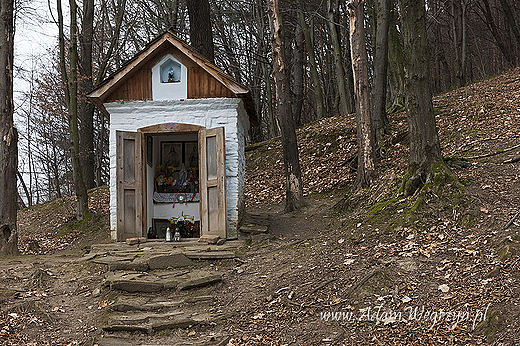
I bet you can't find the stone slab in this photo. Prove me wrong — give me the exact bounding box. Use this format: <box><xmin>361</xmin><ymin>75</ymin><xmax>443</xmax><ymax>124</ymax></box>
<box><xmin>151</xmin><ymin>317</ymin><xmax>195</xmax><ymax>330</ymax></box>
<box><xmin>198</xmin><ymin>234</ymin><xmax>220</xmax><ymax>244</ymax></box>
<box><xmin>148</xmin><ymin>252</ymin><xmax>194</xmax><ymax>270</ymax></box>
<box><xmin>102</xmin><ymin>324</ymin><xmax>149</xmax><ymax>333</ymax></box>
<box><xmin>184</xmin><ymin>251</ymin><xmax>236</xmax><ymax>260</ymax></box>
<box><xmin>110</xmin><ymin>280</ymin><xmax>163</xmax><ymax>293</ymax></box>
<box><xmin>184</xmin><ymin>295</ymin><xmax>214</xmax><ymax>303</ymax></box>
<box><xmin>177</xmin><ymin>271</ymin><xmax>222</xmax><ymax>290</ymax></box>
<box><xmin>239</xmin><ymin>224</ymin><xmax>269</xmax><ymax>234</ymax></box>
<box><xmin>125</xmin><ymin>237</ymin><xmax>147</xmax><ymax>245</ymax></box>
<box><xmin>111</xmin><ymin>299</ymin><xmax>184</xmax><ymax>312</ymax></box>
<box><xmin>94</xmin><ymin>255</ymin><xmax>136</xmax><ymax>266</ymax></box>
<box><xmin>109</xmin><ymin>311</ymin><xmax>185</xmax><ymax>325</ymax></box>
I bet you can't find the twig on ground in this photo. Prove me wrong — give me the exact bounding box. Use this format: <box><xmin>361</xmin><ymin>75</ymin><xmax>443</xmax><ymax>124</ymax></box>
<box><xmin>326</xmin><ymin>266</ymin><xmax>385</xmax><ymax>307</ymax></box>
<box><xmin>503</xmin><ymin>154</ymin><xmax>520</xmax><ymax>164</ymax></box>
<box><xmin>504</xmin><ymin>211</ymin><xmax>520</xmax><ymax>230</ymax></box>
<box><xmin>303</xmin><ymin>278</ymin><xmax>339</xmax><ymax>301</ymax></box>
<box><xmin>466</xmin><ymin>143</ymin><xmax>520</xmax><ymax>160</ymax></box>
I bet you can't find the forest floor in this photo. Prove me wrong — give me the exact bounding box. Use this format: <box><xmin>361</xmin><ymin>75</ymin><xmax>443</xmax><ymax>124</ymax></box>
<box><xmin>1</xmin><ymin>67</ymin><xmax>520</xmax><ymax>345</ymax></box>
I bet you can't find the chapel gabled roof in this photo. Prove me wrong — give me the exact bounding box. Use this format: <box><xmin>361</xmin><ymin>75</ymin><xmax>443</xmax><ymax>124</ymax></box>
<box><xmin>87</xmin><ymin>31</ymin><xmax>258</xmax><ymax>126</ymax></box>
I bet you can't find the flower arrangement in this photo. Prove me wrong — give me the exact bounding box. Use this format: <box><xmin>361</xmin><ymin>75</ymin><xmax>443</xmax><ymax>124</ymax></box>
<box><xmin>155</xmin><ymin>165</ymin><xmax>180</xmax><ymax>192</ymax></box>
<box><xmin>168</xmin><ymin>213</ymin><xmax>195</xmax><ymax>238</ymax></box>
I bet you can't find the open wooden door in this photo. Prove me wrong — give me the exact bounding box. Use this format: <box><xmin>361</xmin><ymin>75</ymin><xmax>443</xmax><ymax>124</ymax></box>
<box><xmin>199</xmin><ymin>127</ymin><xmax>227</xmax><ymax>238</ymax></box>
<box><xmin>116</xmin><ymin>131</ymin><xmax>144</xmax><ymax>241</ymax></box>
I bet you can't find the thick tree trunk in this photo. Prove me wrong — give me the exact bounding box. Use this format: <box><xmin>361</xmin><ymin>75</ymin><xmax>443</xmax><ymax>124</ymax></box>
<box><xmin>187</xmin><ymin>0</ymin><xmax>215</xmax><ymax>63</ymax></box>
<box><xmin>372</xmin><ymin>0</ymin><xmax>391</xmax><ymax>141</ymax></box>
<box><xmin>349</xmin><ymin>0</ymin><xmax>377</xmax><ymax>189</ymax></box>
<box><xmin>268</xmin><ymin>0</ymin><xmax>304</xmax><ymax>212</ymax></box>
<box><xmin>327</xmin><ymin>0</ymin><xmax>353</xmax><ymax>115</ymax></box>
<box><xmin>0</xmin><ymin>0</ymin><xmax>19</xmax><ymax>256</ymax></box>
<box><xmin>387</xmin><ymin>6</ymin><xmax>405</xmax><ymax>114</ymax></box>
<box><xmin>297</xmin><ymin>0</ymin><xmax>326</xmax><ymax>120</ymax></box>
<box><xmin>79</xmin><ymin>0</ymin><xmax>95</xmax><ymax>189</ymax></box>
<box><xmin>397</xmin><ymin>0</ymin><xmax>444</xmax><ymax>197</ymax></box>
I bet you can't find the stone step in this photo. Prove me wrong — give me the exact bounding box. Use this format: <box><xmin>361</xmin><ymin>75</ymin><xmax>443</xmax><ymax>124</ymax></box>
<box><xmin>105</xmin><ymin>269</ymin><xmax>222</xmax><ymax>293</ymax></box>
<box><xmin>239</xmin><ymin>224</ymin><xmax>269</xmax><ymax>235</ymax></box>
<box><xmin>109</xmin><ymin>311</ymin><xmax>186</xmax><ymax>325</ymax></box>
<box><xmin>184</xmin><ymin>251</ymin><xmax>236</xmax><ymax>260</ymax></box>
<box><xmin>110</xmin><ymin>295</ymin><xmax>215</xmax><ymax>313</ymax></box>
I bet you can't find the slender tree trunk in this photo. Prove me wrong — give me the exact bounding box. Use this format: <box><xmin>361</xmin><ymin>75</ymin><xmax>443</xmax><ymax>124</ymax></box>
<box><xmin>477</xmin><ymin>0</ymin><xmax>516</xmax><ymax>67</ymax></box>
<box><xmin>341</xmin><ymin>6</ymin><xmax>357</xmax><ymax>115</ymax></box>
<box><xmin>187</xmin><ymin>0</ymin><xmax>215</xmax><ymax>63</ymax></box>
<box><xmin>79</xmin><ymin>0</ymin><xmax>95</xmax><ymax>189</ymax></box>
<box><xmin>16</xmin><ymin>170</ymin><xmax>31</xmax><ymax>209</ymax></box>
<box><xmin>451</xmin><ymin>0</ymin><xmax>462</xmax><ymax>86</ymax></box>
<box><xmin>461</xmin><ymin>0</ymin><xmax>468</xmax><ymax>86</ymax></box>
<box><xmin>349</xmin><ymin>0</ymin><xmax>377</xmax><ymax>189</ymax></box>
<box><xmin>387</xmin><ymin>5</ymin><xmax>405</xmax><ymax>114</ymax></box>
<box><xmin>256</xmin><ymin>0</ymin><xmax>276</xmax><ymax>138</ymax></box>
<box><xmin>0</xmin><ymin>0</ymin><xmax>19</xmax><ymax>255</ymax></box>
<box><xmin>397</xmin><ymin>0</ymin><xmax>444</xmax><ymax>197</ymax></box>
<box><xmin>498</xmin><ymin>0</ymin><xmax>520</xmax><ymax>47</ymax></box>
<box><xmin>268</xmin><ymin>0</ymin><xmax>304</xmax><ymax>212</ymax></box>
<box><xmin>293</xmin><ymin>22</ymin><xmax>305</xmax><ymax>127</ymax></box>
<box><xmin>297</xmin><ymin>0</ymin><xmax>326</xmax><ymax>120</ymax></box>
<box><xmin>58</xmin><ymin>0</ymin><xmax>89</xmax><ymax>220</ymax></box>
<box><xmin>327</xmin><ymin>0</ymin><xmax>352</xmax><ymax>115</ymax></box>
<box><xmin>372</xmin><ymin>0</ymin><xmax>391</xmax><ymax>141</ymax></box>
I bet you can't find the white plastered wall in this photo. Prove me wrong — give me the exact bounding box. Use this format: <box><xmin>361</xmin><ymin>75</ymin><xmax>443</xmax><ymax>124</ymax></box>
<box><xmin>107</xmin><ymin>98</ymin><xmax>249</xmax><ymax>241</ymax></box>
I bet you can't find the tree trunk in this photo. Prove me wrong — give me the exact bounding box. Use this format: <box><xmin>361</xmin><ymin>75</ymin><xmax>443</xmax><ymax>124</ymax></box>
<box><xmin>327</xmin><ymin>0</ymin><xmax>353</xmax><ymax>115</ymax></box>
<box><xmin>372</xmin><ymin>0</ymin><xmax>391</xmax><ymax>141</ymax></box>
<box><xmin>387</xmin><ymin>5</ymin><xmax>405</xmax><ymax>114</ymax></box>
<box><xmin>0</xmin><ymin>0</ymin><xmax>19</xmax><ymax>255</ymax></box>
<box><xmin>461</xmin><ymin>0</ymin><xmax>468</xmax><ymax>86</ymax></box>
<box><xmin>297</xmin><ymin>0</ymin><xmax>326</xmax><ymax>120</ymax></box>
<box><xmin>349</xmin><ymin>0</ymin><xmax>377</xmax><ymax>189</ymax></box>
<box><xmin>397</xmin><ymin>0</ymin><xmax>444</xmax><ymax>197</ymax></box>
<box><xmin>477</xmin><ymin>0</ymin><xmax>516</xmax><ymax>67</ymax></box>
<box><xmin>268</xmin><ymin>0</ymin><xmax>304</xmax><ymax>212</ymax></box>
<box><xmin>187</xmin><ymin>0</ymin><xmax>215</xmax><ymax>63</ymax></box>
<box><xmin>256</xmin><ymin>0</ymin><xmax>276</xmax><ymax>138</ymax></box>
<box><xmin>79</xmin><ymin>0</ymin><xmax>95</xmax><ymax>189</ymax></box>
<box><xmin>498</xmin><ymin>0</ymin><xmax>520</xmax><ymax>48</ymax></box>
<box><xmin>293</xmin><ymin>22</ymin><xmax>305</xmax><ymax>127</ymax></box>
<box><xmin>58</xmin><ymin>0</ymin><xmax>89</xmax><ymax>220</ymax></box>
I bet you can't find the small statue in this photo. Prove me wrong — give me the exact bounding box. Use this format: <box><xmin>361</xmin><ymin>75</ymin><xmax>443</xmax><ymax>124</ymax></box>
<box><xmin>165</xmin><ymin>227</ymin><xmax>172</xmax><ymax>242</ymax></box>
<box><xmin>174</xmin><ymin>228</ymin><xmax>181</xmax><ymax>242</ymax></box>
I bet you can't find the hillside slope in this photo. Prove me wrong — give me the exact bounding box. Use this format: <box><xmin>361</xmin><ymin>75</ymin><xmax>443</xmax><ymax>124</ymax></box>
<box><xmin>2</xmin><ymin>68</ymin><xmax>519</xmax><ymax>345</ymax></box>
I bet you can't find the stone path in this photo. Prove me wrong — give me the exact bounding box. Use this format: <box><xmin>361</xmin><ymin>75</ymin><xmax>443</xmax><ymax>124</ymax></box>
<box><xmin>77</xmin><ymin>239</ymin><xmax>244</xmax><ymax>345</ymax></box>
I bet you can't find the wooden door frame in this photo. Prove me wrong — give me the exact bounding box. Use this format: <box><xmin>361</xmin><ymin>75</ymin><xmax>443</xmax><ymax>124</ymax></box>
<box><xmin>137</xmin><ymin>123</ymin><xmax>206</xmax><ymax>237</ymax></box>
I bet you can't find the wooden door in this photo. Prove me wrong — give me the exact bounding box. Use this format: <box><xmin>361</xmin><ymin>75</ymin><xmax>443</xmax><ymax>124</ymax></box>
<box><xmin>116</xmin><ymin>131</ymin><xmax>144</xmax><ymax>241</ymax></box>
<box><xmin>199</xmin><ymin>127</ymin><xmax>227</xmax><ymax>238</ymax></box>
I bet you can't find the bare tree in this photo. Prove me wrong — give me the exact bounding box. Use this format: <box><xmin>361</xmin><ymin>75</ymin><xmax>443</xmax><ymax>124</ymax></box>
<box><xmin>349</xmin><ymin>0</ymin><xmax>377</xmax><ymax>189</ymax></box>
<box><xmin>269</xmin><ymin>0</ymin><xmax>304</xmax><ymax>212</ymax></box>
<box><xmin>398</xmin><ymin>0</ymin><xmax>444</xmax><ymax>196</ymax></box>
<box><xmin>57</xmin><ymin>0</ymin><xmax>89</xmax><ymax>220</ymax></box>
<box><xmin>297</xmin><ymin>0</ymin><xmax>326</xmax><ymax>120</ymax></box>
<box><xmin>0</xmin><ymin>0</ymin><xmax>19</xmax><ymax>255</ymax></box>
<box><xmin>371</xmin><ymin>0</ymin><xmax>391</xmax><ymax>140</ymax></box>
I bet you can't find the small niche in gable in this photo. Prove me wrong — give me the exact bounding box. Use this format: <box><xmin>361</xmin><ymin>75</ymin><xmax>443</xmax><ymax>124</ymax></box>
<box><xmin>160</xmin><ymin>59</ymin><xmax>181</xmax><ymax>83</ymax></box>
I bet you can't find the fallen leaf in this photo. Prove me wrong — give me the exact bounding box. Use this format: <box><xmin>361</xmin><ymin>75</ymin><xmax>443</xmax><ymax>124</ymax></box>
<box><xmin>438</xmin><ymin>284</ymin><xmax>450</xmax><ymax>293</ymax></box>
